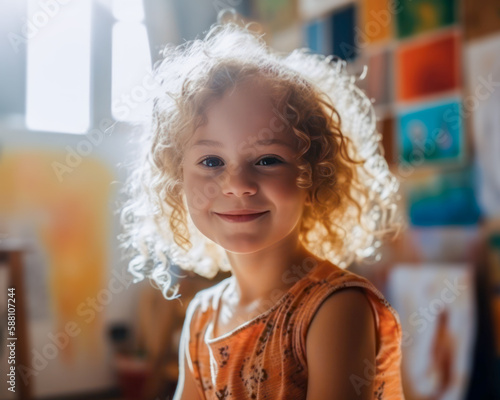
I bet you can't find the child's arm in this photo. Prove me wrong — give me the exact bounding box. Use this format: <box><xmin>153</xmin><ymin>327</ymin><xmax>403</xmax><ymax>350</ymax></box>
<box><xmin>173</xmin><ymin>298</ymin><xmax>203</xmax><ymax>400</ymax></box>
<box><xmin>305</xmin><ymin>287</ymin><xmax>377</xmax><ymax>400</ymax></box>
<box><xmin>173</xmin><ymin>344</ymin><xmax>203</xmax><ymax>400</ymax></box>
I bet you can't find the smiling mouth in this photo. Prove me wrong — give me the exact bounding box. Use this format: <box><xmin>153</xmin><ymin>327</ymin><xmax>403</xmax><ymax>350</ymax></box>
<box><xmin>214</xmin><ymin>211</ymin><xmax>269</xmax><ymax>223</ymax></box>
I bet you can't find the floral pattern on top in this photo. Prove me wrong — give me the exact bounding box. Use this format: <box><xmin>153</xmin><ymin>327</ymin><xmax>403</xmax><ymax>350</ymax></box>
<box><xmin>180</xmin><ymin>259</ymin><xmax>406</xmax><ymax>400</ymax></box>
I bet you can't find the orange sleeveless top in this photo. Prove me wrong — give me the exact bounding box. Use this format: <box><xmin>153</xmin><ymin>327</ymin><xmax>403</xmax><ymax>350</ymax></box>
<box><xmin>179</xmin><ymin>260</ymin><xmax>405</xmax><ymax>399</ymax></box>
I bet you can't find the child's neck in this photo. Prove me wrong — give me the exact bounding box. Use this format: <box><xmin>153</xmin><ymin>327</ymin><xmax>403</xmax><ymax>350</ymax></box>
<box><xmin>225</xmin><ymin>237</ymin><xmax>321</xmax><ymax>307</ymax></box>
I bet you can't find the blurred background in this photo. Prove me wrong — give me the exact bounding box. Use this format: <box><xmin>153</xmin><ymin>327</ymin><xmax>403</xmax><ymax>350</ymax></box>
<box><xmin>0</xmin><ymin>0</ymin><xmax>499</xmax><ymax>399</ymax></box>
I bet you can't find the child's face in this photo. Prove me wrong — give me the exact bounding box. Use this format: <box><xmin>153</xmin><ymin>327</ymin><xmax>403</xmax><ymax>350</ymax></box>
<box><xmin>181</xmin><ymin>79</ymin><xmax>310</xmax><ymax>254</ymax></box>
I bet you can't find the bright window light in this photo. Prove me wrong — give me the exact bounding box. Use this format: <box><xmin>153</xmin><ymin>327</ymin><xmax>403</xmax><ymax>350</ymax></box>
<box><xmin>111</xmin><ymin>20</ymin><xmax>152</xmax><ymax>122</ymax></box>
<box><xmin>26</xmin><ymin>0</ymin><xmax>91</xmax><ymax>134</ymax></box>
<box><xmin>112</xmin><ymin>0</ymin><xmax>145</xmax><ymax>22</ymax></box>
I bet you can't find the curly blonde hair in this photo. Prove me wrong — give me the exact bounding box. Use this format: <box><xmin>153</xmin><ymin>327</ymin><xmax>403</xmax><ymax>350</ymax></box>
<box><xmin>118</xmin><ymin>14</ymin><xmax>404</xmax><ymax>300</ymax></box>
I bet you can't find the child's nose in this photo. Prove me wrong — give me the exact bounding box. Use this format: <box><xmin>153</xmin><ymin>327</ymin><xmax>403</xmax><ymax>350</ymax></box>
<box><xmin>220</xmin><ymin>166</ymin><xmax>258</xmax><ymax>197</ymax></box>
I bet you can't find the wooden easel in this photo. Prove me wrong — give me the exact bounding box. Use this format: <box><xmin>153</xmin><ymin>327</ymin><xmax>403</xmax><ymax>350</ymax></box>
<box><xmin>0</xmin><ymin>247</ymin><xmax>32</xmax><ymax>400</ymax></box>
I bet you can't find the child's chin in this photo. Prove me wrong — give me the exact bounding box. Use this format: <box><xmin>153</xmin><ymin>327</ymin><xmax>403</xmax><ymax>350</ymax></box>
<box><xmin>216</xmin><ymin>239</ymin><xmax>270</xmax><ymax>255</ymax></box>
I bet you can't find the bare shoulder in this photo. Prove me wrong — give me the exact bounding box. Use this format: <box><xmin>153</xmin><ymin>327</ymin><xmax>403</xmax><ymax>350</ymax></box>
<box><xmin>306</xmin><ymin>287</ymin><xmax>377</xmax><ymax>400</ymax></box>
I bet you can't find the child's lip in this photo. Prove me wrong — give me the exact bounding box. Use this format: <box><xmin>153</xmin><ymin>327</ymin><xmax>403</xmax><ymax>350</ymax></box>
<box><xmin>215</xmin><ymin>210</ymin><xmax>268</xmax><ymax>216</ymax></box>
<box><xmin>214</xmin><ymin>211</ymin><xmax>269</xmax><ymax>223</ymax></box>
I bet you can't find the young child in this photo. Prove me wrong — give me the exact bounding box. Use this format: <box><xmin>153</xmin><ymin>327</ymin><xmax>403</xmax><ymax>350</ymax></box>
<box><xmin>119</xmin><ymin>12</ymin><xmax>406</xmax><ymax>400</ymax></box>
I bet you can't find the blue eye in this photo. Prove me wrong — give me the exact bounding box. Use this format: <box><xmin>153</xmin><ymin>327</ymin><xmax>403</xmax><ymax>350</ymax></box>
<box><xmin>199</xmin><ymin>156</ymin><xmax>283</xmax><ymax>169</ymax></box>
<box><xmin>200</xmin><ymin>157</ymin><xmax>224</xmax><ymax>168</ymax></box>
<box><xmin>256</xmin><ymin>157</ymin><xmax>283</xmax><ymax>166</ymax></box>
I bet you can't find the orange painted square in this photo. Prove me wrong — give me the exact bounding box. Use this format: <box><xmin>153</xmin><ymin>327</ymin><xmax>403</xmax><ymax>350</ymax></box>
<box><xmin>396</xmin><ymin>31</ymin><xmax>461</xmax><ymax>101</ymax></box>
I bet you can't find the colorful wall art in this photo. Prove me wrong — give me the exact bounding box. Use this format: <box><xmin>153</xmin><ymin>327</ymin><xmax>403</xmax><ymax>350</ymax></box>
<box><xmin>403</xmin><ymin>166</ymin><xmax>481</xmax><ymax>226</ymax></box>
<box><xmin>387</xmin><ymin>263</ymin><xmax>476</xmax><ymax>400</ymax></box>
<box><xmin>396</xmin><ymin>31</ymin><xmax>461</xmax><ymax>102</ymax></box>
<box><xmin>397</xmin><ymin>99</ymin><xmax>464</xmax><ymax>166</ymax></box>
<box><xmin>395</xmin><ymin>0</ymin><xmax>457</xmax><ymax>39</ymax></box>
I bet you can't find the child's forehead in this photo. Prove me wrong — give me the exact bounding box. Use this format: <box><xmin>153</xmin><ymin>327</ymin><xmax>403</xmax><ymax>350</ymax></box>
<box><xmin>187</xmin><ymin>91</ymin><xmax>296</xmax><ymax>151</ymax></box>
<box><xmin>184</xmin><ymin>76</ymin><xmax>297</xmax><ymax>150</ymax></box>
<box><xmin>208</xmin><ymin>83</ymin><xmax>276</xmax><ymax>125</ymax></box>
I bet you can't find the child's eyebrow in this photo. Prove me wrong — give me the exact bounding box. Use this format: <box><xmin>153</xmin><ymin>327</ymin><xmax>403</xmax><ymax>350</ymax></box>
<box><xmin>192</xmin><ymin>139</ymin><xmax>293</xmax><ymax>149</ymax></box>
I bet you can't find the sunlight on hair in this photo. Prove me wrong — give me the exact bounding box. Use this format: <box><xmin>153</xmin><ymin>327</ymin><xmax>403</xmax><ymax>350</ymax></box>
<box><xmin>118</xmin><ymin>14</ymin><xmax>406</xmax><ymax>299</ymax></box>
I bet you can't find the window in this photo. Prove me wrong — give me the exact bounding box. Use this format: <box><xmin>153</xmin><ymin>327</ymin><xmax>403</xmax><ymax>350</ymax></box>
<box><xmin>111</xmin><ymin>0</ymin><xmax>153</xmax><ymax>122</ymax></box>
<box><xmin>26</xmin><ymin>0</ymin><xmax>91</xmax><ymax>134</ymax></box>
<box><xmin>25</xmin><ymin>0</ymin><xmax>153</xmax><ymax>134</ymax></box>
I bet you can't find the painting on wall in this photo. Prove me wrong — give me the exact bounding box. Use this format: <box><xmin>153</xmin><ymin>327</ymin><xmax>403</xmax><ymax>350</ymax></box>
<box><xmin>466</xmin><ymin>33</ymin><xmax>500</xmax><ymax>217</ymax></box>
<box><xmin>305</xmin><ymin>18</ymin><xmax>328</xmax><ymax>54</ymax></box>
<box><xmin>0</xmin><ymin>151</ymin><xmax>115</xmax><ymax>396</ymax></box>
<box><xmin>329</xmin><ymin>4</ymin><xmax>358</xmax><ymax>61</ymax></box>
<box><xmin>387</xmin><ymin>263</ymin><xmax>476</xmax><ymax>400</ymax></box>
<box><xmin>395</xmin><ymin>0</ymin><xmax>457</xmax><ymax>39</ymax></box>
<box><xmin>396</xmin><ymin>31</ymin><xmax>461</xmax><ymax>102</ymax></box>
<box><xmin>359</xmin><ymin>0</ymin><xmax>393</xmax><ymax>44</ymax></box>
<box><xmin>403</xmin><ymin>166</ymin><xmax>481</xmax><ymax>226</ymax></box>
<box><xmin>397</xmin><ymin>98</ymin><xmax>464</xmax><ymax>166</ymax></box>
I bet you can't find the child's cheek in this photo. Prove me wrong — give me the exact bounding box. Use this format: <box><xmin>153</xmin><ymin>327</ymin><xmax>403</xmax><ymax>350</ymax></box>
<box><xmin>182</xmin><ymin>172</ymin><xmax>216</xmax><ymax>218</ymax></box>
